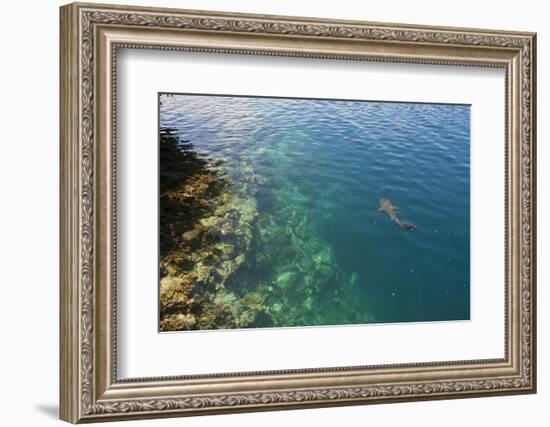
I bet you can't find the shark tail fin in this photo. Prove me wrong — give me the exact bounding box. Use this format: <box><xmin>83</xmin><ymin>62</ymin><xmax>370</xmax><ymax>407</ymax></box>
<box><xmin>396</xmin><ymin>219</ymin><xmax>416</xmax><ymax>231</ymax></box>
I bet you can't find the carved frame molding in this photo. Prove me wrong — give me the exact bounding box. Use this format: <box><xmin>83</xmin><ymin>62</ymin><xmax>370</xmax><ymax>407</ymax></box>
<box><xmin>60</xmin><ymin>2</ymin><xmax>536</xmax><ymax>423</ymax></box>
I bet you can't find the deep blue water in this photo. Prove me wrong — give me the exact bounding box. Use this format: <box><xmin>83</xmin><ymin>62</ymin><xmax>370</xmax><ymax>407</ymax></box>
<box><xmin>160</xmin><ymin>94</ymin><xmax>470</xmax><ymax>327</ymax></box>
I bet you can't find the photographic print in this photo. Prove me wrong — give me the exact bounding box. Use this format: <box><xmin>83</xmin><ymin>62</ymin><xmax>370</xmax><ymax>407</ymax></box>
<box><xmin>60</xmin><ymin>6</ymin><xmax>536</xmax><ymax>420</ymax></box>
<box><xmin>159</xmin><ymin>93</ymin><xmax>470</xmax><ymax>332</ymax></box>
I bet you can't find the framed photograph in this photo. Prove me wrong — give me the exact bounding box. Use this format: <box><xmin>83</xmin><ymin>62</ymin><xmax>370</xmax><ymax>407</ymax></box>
<box><xmin>60</xmin><ymin>2</ymin><xmax>537</xmax><ymax>423</ymax></box>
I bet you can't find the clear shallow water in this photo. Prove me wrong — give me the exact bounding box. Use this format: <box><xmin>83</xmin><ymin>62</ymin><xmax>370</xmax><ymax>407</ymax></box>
<box><xmin>159</xmin><ymin>94</ymin><xmax>470</xmax><ymax>329</ymax></box>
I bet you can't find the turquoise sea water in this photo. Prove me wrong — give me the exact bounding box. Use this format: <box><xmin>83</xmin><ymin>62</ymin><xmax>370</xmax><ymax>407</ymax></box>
<box><xmin>159</xmin><ymin>93</ymin><xmax>470</xmax><ymax>329</ymax></box>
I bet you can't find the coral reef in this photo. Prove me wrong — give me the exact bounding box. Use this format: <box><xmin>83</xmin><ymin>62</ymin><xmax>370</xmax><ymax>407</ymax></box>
<box><xmin>159</xmin><ymin>128</ymin><xmax>266</xmax><ymax>331</ymax></box>
<box><xmin>159</xmin><ymin>127</ymin><xmax>374</xmax><ymax>332</ymax></box>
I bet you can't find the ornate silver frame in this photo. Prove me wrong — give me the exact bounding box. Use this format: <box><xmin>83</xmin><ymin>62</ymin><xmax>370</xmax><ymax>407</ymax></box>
<box><xmin>60</xmin><ymin>2</ymin><xmax>537</xmax><ymax>423</ymax></box>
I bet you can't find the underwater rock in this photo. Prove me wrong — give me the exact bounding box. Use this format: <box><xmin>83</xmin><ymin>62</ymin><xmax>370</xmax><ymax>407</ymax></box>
<box><xmin>213</xmin><ymin>290</ymin><xmax>237</xmax><ymax>307</ymax></box>
<box><xmin>181</xmin><ymin>229</ymin><xmax>202</xmax><ymax>246</ymax></box>
<box><xmin>313</xmin><ymin>263</ymin><xmax>336</xmax><ymax>287</ymax></box>
<box><xmin>254</xmin><ymin>251</ymin><xmax>273</xmax><ymax>272</ymax></box>
<box><xmin>219</xmin><ymin>220</ymin><xmax>236</xmax><ymax>236</ymax></box>
<box><xmin>210</xmin><ymin>290</ymin><xmax>246</xmax><ymax>328</ymax></box>
<box><xmin>159</xmin><ymin>276</ymin><xmax>193</xmax><ymax>312</ymax></box>
<box><xmin>182</xmin><ymin>228</ymin><xmax>201</xmax><ymax>240</ymax></box>
<box><xmin>293</xmin><ymin>216</ymin><xmax>309</xmax><ymax>240</ymax></box>
<box><xmin>234</xmin><ymin>254</ymin><xmax>246</xmax><ymax>268</ymax></box>
<box><xmin>215</xmin><ymin>261</ymin><xmax>234</xmax><ymax>284</ymax></box>
<box><xmin>313</xmin><ymin>246</ymin><xmax>334</xmax><ymax>267</ymax></box>
<box><xmin>208</xmin><ymin>290</ymin><xmax>266</xmax><ymax>329</ymax></box>
<box><xmin>271</xmin><ymin>303</ymin><xmax>283</xmax><ymax>315</ymax></box>
<box><xmin>238</xmin><ymin>197</ymin><xmax>258</xmax><ymax>223</ymax></box>
<box><xmin>304</xmin><ymin>239</ymin><xmax>324</xmax><ymax>257</ymax></box>
<box><xmin>252</xmin><ymin>311</ymin><xmax>275</xmax><ymax>327</ymax></box>
<box><xmin>236</xmin><ymin>226</ymin><xmax>253</xmax><ymax>245</ymax></box>
<box><xmin>237</xmin><ymin>311</ymin><xmax>256</xmax><ymax>327</ymax></box>
<box><xmin>206</xmin><ymin>227</ymin><xmax>224</xmax><ymax>242</ymax></box>
<box><xmin>160</xmin><ymin>313</ymin><xmax>196</xmax><ymax>331</ymax></box>
<box><xmin>296</xmin><ymin>255</ymin><xmax>314</xmax><ymax>273</ymax></box>
<box><xmin>220</xmin><ymin>244</ymin><xmax>235</xmax><ymax>259</ymax></box>
<box><xmin>242</xmin><ymin>291</ymin><xmax>264</xmax><ymax>309</ymax></box>
<box><xmin>302</xmin><ymin>275</ymin><xmax>316</xmax><ymax>295</ymax></box>
<box><xmin>303</xmin><ymin>296</ymin><xmax>314</xmax><ymax>311</ymax></box>
<box><xmin>200</xmin><ymin>215</ymin><xmax>220</xmax><ymax>230</ymax></box>
<box><xmin>275</xmin><ymin>270</ymin><xmax>298</xmax><ymax>290</ymax></box>
<box><xmin>193</xmin><ymin>263</ymin><xmax>215</xmax><ymax>285</ymax></box>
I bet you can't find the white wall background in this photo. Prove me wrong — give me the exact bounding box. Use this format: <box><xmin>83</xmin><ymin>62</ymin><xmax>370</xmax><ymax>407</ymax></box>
<box><xmin>0</xmin><ymin>0</ymin><xmax>545</xmax><ymax>426</ymax></box>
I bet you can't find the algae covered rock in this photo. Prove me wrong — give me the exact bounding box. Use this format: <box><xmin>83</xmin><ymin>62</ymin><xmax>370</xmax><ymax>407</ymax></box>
<box><xmin>193</xmin><ymin>262</ymin><xmax>215</xmax><ymax>285</ymax></box>
<box><xmin>295</xmin><ymin>255</ymin><xmax>314</xmax><ymax>273</ymax></box>
<box><xmin>242</xmin><ymin>291</ymin><xmax>264</xmax><ymax>310</ymax></box>
<box><xmin>303</xmin><ymin>295</ymin><xmax>314</xmax><ymax>312</ymax></box>
<box><xmin>219</xmin><ymin>243</ymin><xmax>235</xmax><ymax>259</ymax></box>
<box><xmin>313</xmin><ymin>246</ymin><xmax>334</xmax><ymax>267</ymax></box>
<box><xmin>314</xmin><ymin>263</ymin><xmax>336</xmax><ymax>287</ymax></box>
<box><xmin>160</xmin><ymin>313</ymin><xmax>197</xmax><ymax>331</ymax></box>
<box><xmin>159</xmin><ymin>276</ymin><xmax>193</xmax><ymax>312</ymax></box>
<box><xmin>274</xmin><ymin>270</ymin><xmax>298</xmax><ymax>290</ymax></box>
<box><xmin>181</xmin><ymin>229</ymin><xmax>202</xmax><ymax>247</ymax></box>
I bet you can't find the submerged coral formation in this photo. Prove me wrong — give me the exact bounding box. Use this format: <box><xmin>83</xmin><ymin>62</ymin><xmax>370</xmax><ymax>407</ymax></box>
<box><xmin>159</xmin><ymin>127</ymin><xmax>373</xmax><ymax>331</ymax></box>
<box><xmin>159</xmin><ymin>128</ymin><xmax>264</xmax><ymax>331</ymax></box>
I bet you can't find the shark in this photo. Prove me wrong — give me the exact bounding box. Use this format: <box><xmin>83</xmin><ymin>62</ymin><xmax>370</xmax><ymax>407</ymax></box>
<box><xmin>377</xmin><ymin>198</ymin><xmax>416</xmax><ymax>231</ymax></box>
